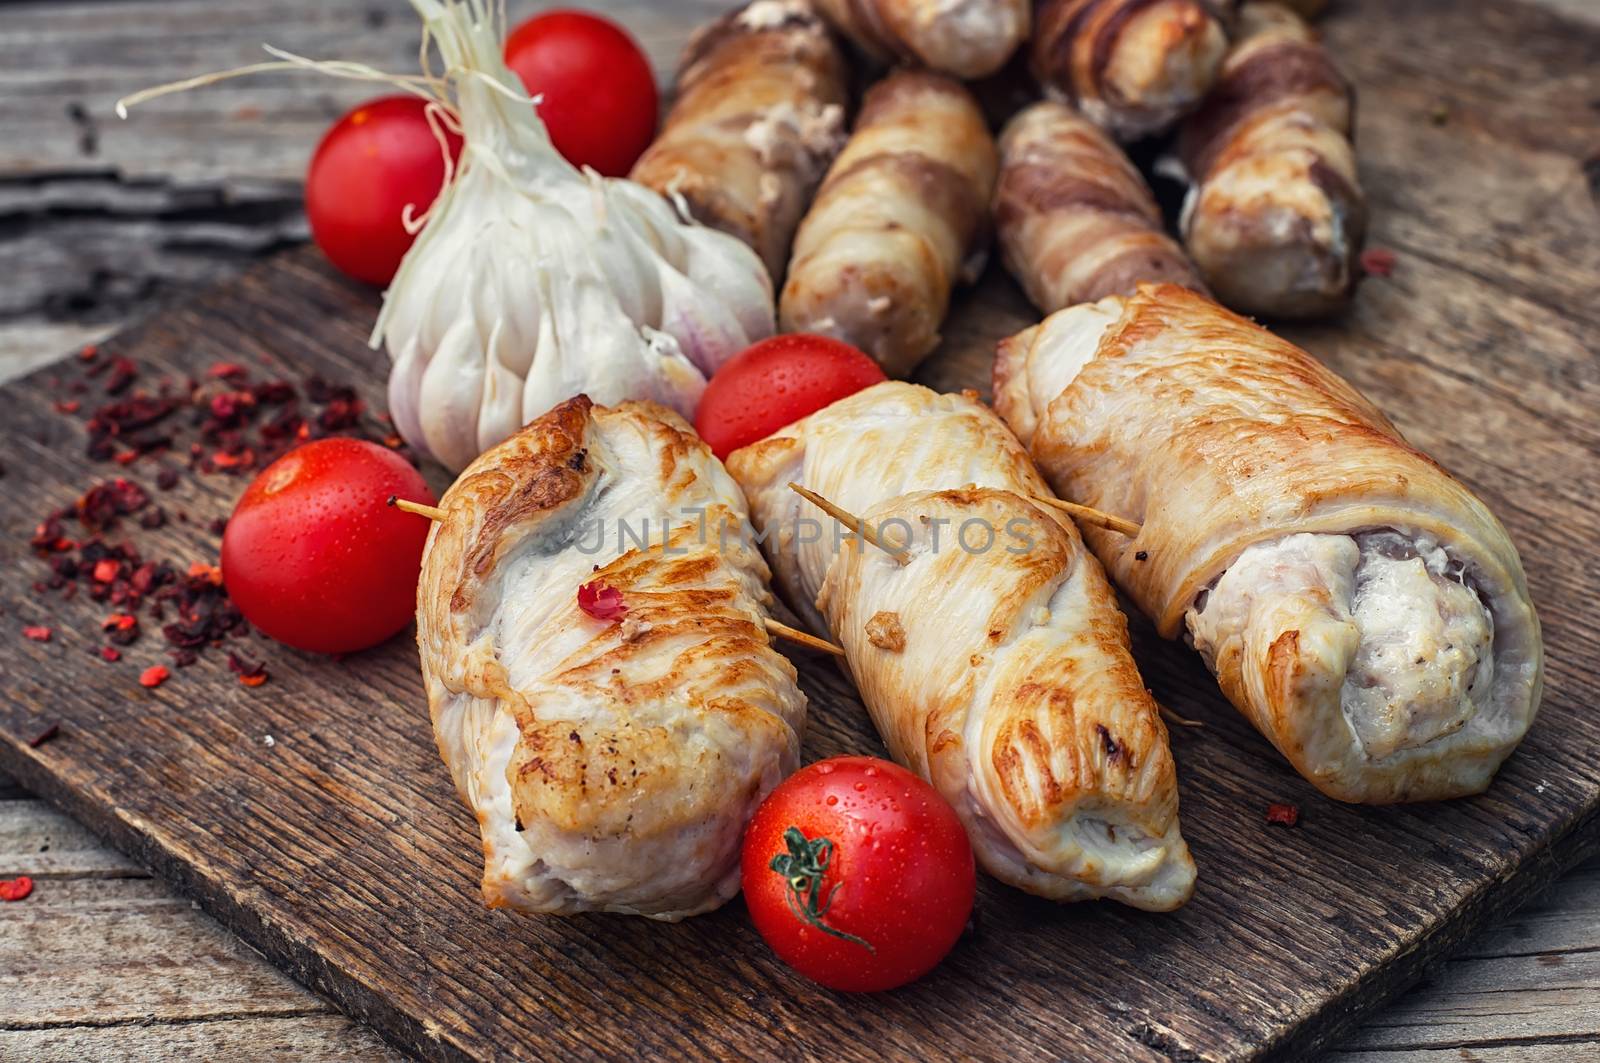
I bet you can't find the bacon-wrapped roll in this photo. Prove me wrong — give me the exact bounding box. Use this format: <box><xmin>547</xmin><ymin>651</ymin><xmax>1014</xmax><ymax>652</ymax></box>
<box><xmin>781</xmin><ymin>71</ymin><xmax>997</xmax><ymax>376</ymax></box>
<box><xmin>811</xmin><ymin>0</ymin><xmax>1030</xmax><ymax>78</ymax></box>
<box><xmin>728</xmin><ymin>381</ymin><xmax>1195</xmax><ymax>910</ymax></box>
<box><xmin>630</xmin><ymin>0</ymin><xmax>849</xmax><ymax>284</ymax></box>
<box><xmin>1176</xmin><ymin>2</ymin><xmax>1364</xmax><ymax>318</ymax></box>
<box><xmin>1032</xmin><ymin>0</ymin><xmax>1236</xmax><ymax>142</ymax></box>
<box><xmin>418</xmin><ymin>395</ymin><xmax>807</xmax><ymax>920</ymax></box>
<box><xmin>995</xmin><ymin>100</ymin><xmax>1204</xmax><ymax>314</ymax></box>
<box><xmin>994</xmin><ymin>285</ymin><xmax>1543</xmax><ymax>804</ymax></box>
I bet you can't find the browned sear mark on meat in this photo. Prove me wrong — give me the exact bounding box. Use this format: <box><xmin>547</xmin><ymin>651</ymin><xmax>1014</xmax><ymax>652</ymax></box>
<box><xmin>866</xmin><ymin>610</ymin><xmax>906</xmax><ymax>652</ymax></box>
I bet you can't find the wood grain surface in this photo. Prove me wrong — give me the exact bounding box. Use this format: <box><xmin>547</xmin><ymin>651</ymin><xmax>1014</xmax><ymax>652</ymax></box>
<box><xmin>2</xmin><ymin>0</ymin><xmax>1599</xmax><ymax>1061</ymax></box>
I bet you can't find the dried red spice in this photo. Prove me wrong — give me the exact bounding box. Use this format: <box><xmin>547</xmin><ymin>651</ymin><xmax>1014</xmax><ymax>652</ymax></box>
<box><xmin>227</xmin><ymin>652</ymin><xmax>271</xmax><ymax>687</ymax></box>
<box><xmin>27</xmin><ymin>723</ymin><xmax>60</xmax><ymax>748</ymax></box>
<box><xmin>92</xmin><ymin>559</ymin><xmax>120</xmax><ymax>583</ymax></box>
<box><xmin>1360</xmin><ymin>248</ymin><xmax>1397</xmax><ymax>278</ymax></box>
<box><xmin>577</xmin><ymin>581</ymin><xmax>627</xmax><ymax>622</ymax></box>
<box><xmin>98</xmin><ymin>646</ymin><xmax>122</xmax><ymax>662</ymax></box>
<box><xmin>1266</xmin><ymin>803</ymin><xmax>1300</xmax><ymax>827</ymax></box>
<box><xmin>22</xmin><ymin>625</ymin><xmax>52</xmax><ymax>642</ymax></box>
<box><xmin>139</xmin><ymin>665</ymin><xmax>170</xmax><ymax>688</ymax></box>
<box><xmin>54</xmin><ymin>399</ymin><xmax>81</xmax><ymax>415</ymax></box>
<box><xmin>0</xmin><ymin>876</ymin><xmax>33</xmax><ymax>902</ymax></box>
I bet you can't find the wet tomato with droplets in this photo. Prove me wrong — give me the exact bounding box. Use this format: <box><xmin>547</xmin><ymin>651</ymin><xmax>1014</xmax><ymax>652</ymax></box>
<box><xmin>741</xmin><ymin>755</ymin><xmax>975</xmax><ymax>991</ymax></box>
<box><xmin>694</xmin><ymin>334</ymin><xmax>886</xmax><ymax>460</ymax></box>
<box><xmin>221</xmin><ymin>438</ymin><xmax>435</xmax><ymax>654</ymax></box>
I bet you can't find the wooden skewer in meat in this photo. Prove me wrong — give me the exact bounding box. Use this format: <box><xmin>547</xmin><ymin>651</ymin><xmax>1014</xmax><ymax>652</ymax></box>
<box><xmin>630</xmin><ymin>0</ymin><xmax>849</xmax><ymax>284</ymax></box>
<box><xmin>995</xmin><ymin>100</ymin><xmax>1205</xmax><ymax>314</ymax></box>
<box><xmin>728</xmin><ymin>380</ymin><xmax>1195</xmax><ymax>911</ymax></box>
<box><xmin>417</xmin><ymin>395</ymin><xmax>808</xmax><ymax>920</ymax></box>
<box><xmin>994</xmin><ymin>285</ymin><xmax>1543</xmax><ymax>803</ymax></box>
<box><xmin>810</xmin><ymin>0</ymin><xmax>1030</xmax><ymax>79</ymax></box>
<box><xmin>1175</xmin><ymin>1</ymin><xmax>1364</xmax><ymax>318</ymax></box>
<box><xmin>781</xmin><ymin>70</ymin><xmax>997</xmax><ymax>377</ymax></box>
<box><xmin>1032</xmin><ymin>0</ymin><xmax>1237</xmax><ymax>142</ymax></box>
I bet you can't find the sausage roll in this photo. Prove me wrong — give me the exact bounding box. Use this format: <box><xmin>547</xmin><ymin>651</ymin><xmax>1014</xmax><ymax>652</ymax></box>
<box><xmin>418</xmin><ymin>395</ymin><xmax>807</xmax><ymax>920</ymax></box>
<box><xmin>630</xmin><ymin>0</ymin><xmax>849</xmax><ymax>284</ymax></box>
<box><xmin>994</xmin><ymin>285</ymin><xmax>1543</xmax><ymax>803</ymax></box>
<box><xmin>728</xmin><ymin>381</ymin><xmax>1195</xmax><ymax>911</ymax></box>
<box><xmin>781</xmin><ymin>70</ymin><xmax>997</xmax><ymax>377</ymax></box>
<box><xmin>995</xmin><ymin>100</ymin><xmax>1205</xmax><ymax>314</ymax></box>
<box><xmin>1175</xmin><ymin>2</ymin><xmax>1364</xmax><ymax>318</ymax></box>
<box><xmin>1032</xmin><ymin>0</ymin><xmax>1236</xmax><ymax>142</ymax></box>
<box><xmin>811</xmin><ymin>0</ymin><xmax>1030</xmax><ymax>79</ymax></box>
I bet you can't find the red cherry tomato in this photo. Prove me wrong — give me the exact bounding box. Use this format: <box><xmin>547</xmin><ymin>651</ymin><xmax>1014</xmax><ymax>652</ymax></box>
<box><xmin>741</xmin><ymin>756</ymin><xmax>975</xmax><ymax>992</ymax></box>
<box><xmin>695</xmin><ymin>335</ymin><xmax>888</xmax><ymax>460</ymax></box>
<box><xmin>305</xmin><ymin>96</ymin><xmax>462</xmax><ymax>286</ymax></box>
<box><xmin>504</xmin><ymin>10</ymin><xmax>658</xmax><ymax>177</ymax></box>
<box><xmin>221</xmin><ymin>438</ymin><xmax>436</xmax><ymax>655</ymax></box>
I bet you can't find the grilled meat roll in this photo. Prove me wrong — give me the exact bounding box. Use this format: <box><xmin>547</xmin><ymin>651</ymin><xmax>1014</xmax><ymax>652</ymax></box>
<box><xmin>1032</xmin><ymin>0</ymin><xmax>1236</xmax><ymax>142</ymax></box>
<box><xmin>418</xmin><ymin>395</ymin><xmax>807</xmax><ymax>920</ymax></box>
<box><xmin>727</xmin><ymin>380</ymin><xmax>1195</xmax><ymax>911</ymax></box>
<box><xmin>1175</xmin><ymin>2</ymin><xmax>1364</xmax><ymax>318</ymax></box>
<box><xmin>811</xmin><ymin>0</ymin><xmax>1030</xmax><ymax>78</ymax></box>
<box><xmin>994</xmin><ymin>285</ymin><xmax>1543</xmax><ymax>803</ymax></box>
<box><xmin>781</xmin><ymin>70</ymin><xmax>997</xmax><ymax>377</ymax></box>
<box><xmin>995</xmin><ymin>100</ymin><xmax>1205</xmax><ymax>314</ymax></box>
<box><xmin>631</xmin><ymin>0</ymin><xmax>849</xmax><ymax>284</ymax></box>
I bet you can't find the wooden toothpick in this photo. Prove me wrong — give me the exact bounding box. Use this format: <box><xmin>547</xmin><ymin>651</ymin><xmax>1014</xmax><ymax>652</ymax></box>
<box><xmin>787</xmin><ymin>483</ymin><xmax>911</xmax><ymax>565</ymax></box>
<box><xmin>387</xmin><ymin>494</ymin><xmax>446</xmax><ymax>521</ymax></box>
<box><xmin>1161</xmin><ymin>707</ymin><xmax>1204</xmax><ymax>729</ymax></box>
<box><xmin>1028</xmin><ymin>495</ymin><xmax>1142</xmax><ymax>538</ymax></box>
<box><xmin>764</xmin><ymin>617</ymin><xmax>846</xmax><ymax>657</ymax></box>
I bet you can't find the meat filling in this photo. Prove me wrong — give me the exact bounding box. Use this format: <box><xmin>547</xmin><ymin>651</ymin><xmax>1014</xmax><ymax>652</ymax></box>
<box><xmin>1187</xmin><ymin>530</ymin><xmax>1494</xmax><ymax>761</ymax></box>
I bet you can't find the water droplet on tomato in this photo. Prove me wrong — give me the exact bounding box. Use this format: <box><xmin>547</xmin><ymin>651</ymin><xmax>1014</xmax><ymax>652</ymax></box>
<box><xmin>825</xmin><ymin>795</ymin><xmax>838</xmax><ymax>806</ymax></box>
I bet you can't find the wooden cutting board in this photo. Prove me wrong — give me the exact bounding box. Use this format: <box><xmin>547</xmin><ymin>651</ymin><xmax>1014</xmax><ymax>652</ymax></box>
<box><xmin>2</xmin><ymin>1</ymin><xmax>1598</xmax><ymax>1059</ymax></box>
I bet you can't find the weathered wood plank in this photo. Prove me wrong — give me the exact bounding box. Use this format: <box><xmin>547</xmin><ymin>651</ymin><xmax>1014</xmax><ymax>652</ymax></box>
<box><xmin>0</xmin><ymin>874</ymin><xmax>321</xmax><ymax>1026</ymax></box>
<box><xmin>0</xmin><ymin>1015</ymin><xmax>406</xmax><ymax>1063</ymax></box>
<box><xmin>0</xmin><ymin>2</ymin><xmax>1598</xmax><ymax>1062</ymax></box>
<box><xmin>0</xmin><ymin>800</ymin><xmax>146</xmax><ymax>879</ymax></box>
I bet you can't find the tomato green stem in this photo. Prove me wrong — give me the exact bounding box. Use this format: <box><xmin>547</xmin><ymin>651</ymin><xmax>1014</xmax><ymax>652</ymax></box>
<box><xmin>769</xmin><ymin>826</ymin><xmax>874</xmax><ymax>952</ymax></box>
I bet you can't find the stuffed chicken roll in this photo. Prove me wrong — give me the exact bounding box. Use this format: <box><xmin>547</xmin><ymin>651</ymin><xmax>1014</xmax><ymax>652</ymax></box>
<box><xmin>994</xmin><ymin>284</ymin><xmax>1543</xmax><ymax>803</ymax></box>
<box><xmin>727</xmin><ymin>381</ymin><xmax>1195</xmax><ymax>910</ymax></box>
<box><xmin>418</xmin><ymin>395</ymin><xmax>807</xmax><ymax>920</ymax></box>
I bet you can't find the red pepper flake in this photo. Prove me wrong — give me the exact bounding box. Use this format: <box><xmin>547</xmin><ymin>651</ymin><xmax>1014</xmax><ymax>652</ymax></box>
<box><xmin>92</xmin><ymin>559</ymin><xmax>121</xmax><ymax>583</ymax></box>
<box><xmin>577</xmin><ymin>581</ymin><xmax>627</xmax><ymax>622</ymax></box>
<box><xmin>22</xmin><ymin>625</ymin><xmax>52</xmax><ymax>642</ymax></box>
<box><xmin>27</xmin><ymin>723</ymin><xmax>60</xmax><ymax>748</ymax></box>
<box><xmin>54</xmin><ymin>399</ymin><xmax>81</xmax><ymax>415</ymax></box>
<box><xmin>139</xmin><ymin>665</ymin><xmax>170</xmax><ymax>688</ymax></box>
<box><xmin>99</xmin><ymin>646</ymin><xmax>122</xmax><ymax>662</ymax></box>
<box><xmin>0</xmin><ymin>876</ymin><xmax>34</xmax><ymax>902</ymax></box>
<box><xmin>188</xmin><ymin>561</ymin><xmax>224</xmax><ymax>586</ymax></box>
<box><xmin>207</xmin><ymin>362</ymin><xmax>248</xmax><ymax>379</ymax></box>
<box><xmin>105</xmin><ymin>357</ymin><xmax>139</xmax><ymax>395</ymax></box>
<box><xmin>1266</xmin><ymin>803</ymin><xmax>1300</xmax><ymax>827</ymax></box>
<box><xmin>1360</xmin><ymin>248</ymin><xmax>1397</xmax><ymax>278</ymax></box>
<box><xmin>79</xmin><ymin>344</ymin><xmax>100</xmax><ymax>361</ymax></box>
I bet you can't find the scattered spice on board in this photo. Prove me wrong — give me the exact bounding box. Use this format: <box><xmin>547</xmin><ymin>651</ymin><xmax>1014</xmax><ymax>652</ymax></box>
<box><xmin>1266</xmin><ymin>803</ymin><xmax>1300</xmax><ymax>827</ymax></box>
<box><xmin>28</xmin><ymin>723</ymin><xmax>61</xmax><ymax>748</ymax></box>
<box><xmin>26</xmin><ymin>351</ymin><xmax>421</xmax><ymax>687</ymax></box>
<box><xmin>228</xmin><ymin>653</ymin><xmax>270</xmax><ymax>688</ymax></box>
<box><xmin>0</xmin><ymin>876</ymin><xmax>34</xmax><ymax>902</ymax></box>
<box><xmin>1360</xmin><ymin>248</ymin><xmax>1397</xmax><ymax>278</ymax></box>
<box><xmin>578</xmin><ymin>581</ymin><xmax>628</xmax><ymax>622</ymax></box>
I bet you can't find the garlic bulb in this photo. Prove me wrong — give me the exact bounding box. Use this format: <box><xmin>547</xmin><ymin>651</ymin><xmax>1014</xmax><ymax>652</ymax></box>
<box><xmin>378</xmin><ymin>0</ymin><xmax>775</xmax><ymax>471</ymax></box>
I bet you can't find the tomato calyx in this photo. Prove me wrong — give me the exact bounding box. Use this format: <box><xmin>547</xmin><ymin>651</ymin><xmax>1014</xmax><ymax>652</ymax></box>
<box><xmin>769</xmin><ymin>826</ymin><xmax>874</xmax><ymax>952</ymax></box>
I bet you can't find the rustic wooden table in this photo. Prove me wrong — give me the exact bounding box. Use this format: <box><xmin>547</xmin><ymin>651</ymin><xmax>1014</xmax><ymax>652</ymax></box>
<box><xmin>1</xmin><ymin>1</ymin><xmax>1596</xmax><ymax>1060</ymax></box>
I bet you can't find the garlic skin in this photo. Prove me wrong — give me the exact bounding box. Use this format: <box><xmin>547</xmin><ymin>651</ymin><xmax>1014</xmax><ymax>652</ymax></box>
<box><xmin>377</xmin><ymin>0</ymin><xmax>775</xmax><ymax>471</ymax></box>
